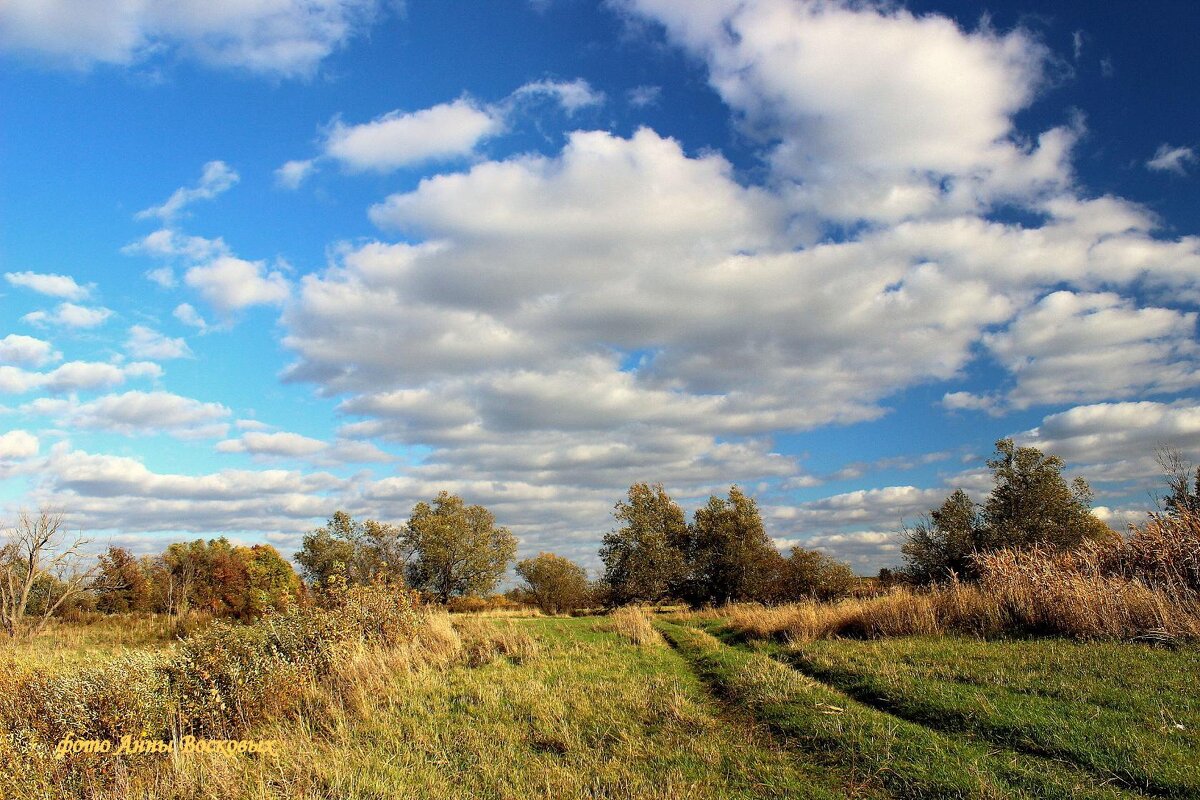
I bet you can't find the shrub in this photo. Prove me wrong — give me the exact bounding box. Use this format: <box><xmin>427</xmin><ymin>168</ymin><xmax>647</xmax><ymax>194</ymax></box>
<box><xmin>771</xmin><ymin>547</ymin><xmax>857</xmax><ymax>602</ymax></box>
<box><xmin>0</xmin><ymin>651</ymin><xmax>171</xmax><ymax>798</ymax></box>
<box><xmin>515</xmin><ymin>552</ymin><xmax>590</xmax><ymax>615</ymax></box>
<box><xmin>1</xmin><ymin>582</ymin><xmax>440</xmax><ymax>797</ymax></box>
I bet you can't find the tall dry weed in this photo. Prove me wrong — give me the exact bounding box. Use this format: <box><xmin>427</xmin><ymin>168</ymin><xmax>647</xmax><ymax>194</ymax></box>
<box><xmin>0</xmin><ymin>584</ymin><xmax>475</xmax><ymax>799</ymax></box>
<box><xmin>716</xmin><ymin>519</ymin><xmax>1200</xmax><ymax>645</ymax></box>
<box><xmin>452</xmin><ymin>617</ymin><xmax>540</xmax><ymax>666</ymax></box>
<box><xmin>975</xmin><ymin>545</ymin><xmax>1200</xmax><ymax>641</ymax></box>
<box><xmin>1110</xmin><ymin>509</ymin><xmax>1200</xmax><ymax>598</ymax></box>
<box><xmin>597</xmin><ymin>606</ymin><xmax>662</xmax><ymax>646</ymax></box>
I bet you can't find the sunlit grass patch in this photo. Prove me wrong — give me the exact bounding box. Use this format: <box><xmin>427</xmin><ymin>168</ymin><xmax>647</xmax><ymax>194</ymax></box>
<box><xmin>1</xmin><ymin>613</ymin><xmax>178</xmax><ymax>671</ymax></box>
<box><xmin>596</xmin><ymin>605</ymin><xmax>664</xmax><ymax>646</ymax></box>
<box><xmin>166</xmin><ymin>616</ymin><xmax>856</xmax><ymax>799</ymax></box>
<box><xmin>658</xmin><ymin>620</ymin><xmax>1139</xmax><ymax>800</ymax></box>
<box><xmin>782</xmin><ymin>635</ymin><xmax>1200</xmax><ymax>797</ymax></box>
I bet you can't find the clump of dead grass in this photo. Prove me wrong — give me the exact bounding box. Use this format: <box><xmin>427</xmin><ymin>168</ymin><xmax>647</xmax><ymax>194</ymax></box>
<box><xmin>452</xmin><ymin>617</ymin><xmax>540</xmax><ymax>666</ymax></box>
<box><xmin>596</xmin><ymin>606</ymin><xmax>662</xmax><ymax>646</ymax></box>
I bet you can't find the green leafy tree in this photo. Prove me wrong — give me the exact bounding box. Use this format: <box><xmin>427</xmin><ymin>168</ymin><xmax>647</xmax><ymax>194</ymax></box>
<box><xmin>902</xmin><ymin>439</ymin><xmax>1113</xmax><ymax>583</ymax></box>
<box><xmin>294</xmin><ymin>524</ymin><xmax>356</xmax><ymax>587</ymax></box>
<box><xmin>404</xmin><ymin>492</ymin><xmax>517</xmax><ymax>603</ymax></box>
<box><xmin>981</xmin><ymin>438</ymin><xmax>1113</xmax><ymax>549</ymax></box>
<box><xmin>901</xmin><ymin>489</ymin><xmax>982</xmax><ymax>583</ymax></box>
<box><xmin>515</xmin><ymin>552</ymin><xmax>590</xmax><ymax>614</ymax></box>
<box><xmin>358</xmin><ymin>518</ymin><xmax>411</xmax><ymax>584</ymax></box>
<box><xmin>877</xmin><ymin>567</ymin><xmax>900</xmax><ymax>589</ymax></box>
<box><xmin>238</xmin><ymin>544</ymin><xmax>301</xmax><ymax>618</ymax></box>
<box><xmin>161</xmin><ymin>539</ymin><xmax>210</xmax><ymax>616</ymax></box>
<box><xmin>686</xmin><ymin>486</ymin><xmax>777</xmax><ymax>606</ymax></box>
<box><xmin>599</xmin><ymin>483</ymin><xmax>689</xmax><ymax>605</ymax></box>
<box><xmin>773</xmin><ymin>546</ymin><xmax>856</xmax><ymax>601</ymax></box>
<box><xmin>295</xmin><ymin>511</ymin><xmax>410</xmax><ymax>587</ymax></box>
<box><xmin>94</xmin><ymin>546</ymin><xmax>153</xmax><ymax>613</ymax></box>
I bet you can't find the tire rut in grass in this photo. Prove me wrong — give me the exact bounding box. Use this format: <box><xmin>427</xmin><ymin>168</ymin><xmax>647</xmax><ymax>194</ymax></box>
<box><xmin>652</xmin><ymin>623</ymin><xmax>889</xmax><ymax>800</ymax></box>
<box><xmin>766</xmin><ymin>646</ymin><xmax>1193</xmax><ymax>800</ymax></box>
<box><xmin>658</xmin><ymin>620</ymin><xmax>1149</xmax><ymax>800</ymax></box>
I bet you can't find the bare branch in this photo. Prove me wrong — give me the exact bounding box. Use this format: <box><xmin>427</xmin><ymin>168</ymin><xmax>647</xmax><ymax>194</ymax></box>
<box><xmin>0</xmin><ymin>507</ymin><xmax>93</xmax><ymax>637</ymax></box>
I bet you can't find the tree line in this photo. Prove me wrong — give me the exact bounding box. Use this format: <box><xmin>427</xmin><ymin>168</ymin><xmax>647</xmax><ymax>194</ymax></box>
<box><xmin>0</xmin><ymin>491</ymin><xmax>519</xmax><ymax>632</ymax></box>
<box><xmin>11</xmin><ymin>481</ymin><xmax>853</xmax><ymax>625</ymax></box>
<box><xmin>890</xmin><ymin>441</ymin><xmax>1200</xmax><ymax>587</ymax></box>
<box><xmin>6</xmin><ymin>438</ymin><xmax>1194</xmax><ymax>632</ymax></box>
<box><xmin>595</xmin><ymin>483</ymin><xmax>854</xmax><ymax>607</ymax></box>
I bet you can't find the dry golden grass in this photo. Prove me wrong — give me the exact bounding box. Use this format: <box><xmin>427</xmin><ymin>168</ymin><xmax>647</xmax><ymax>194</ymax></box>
<box><xmin>0</xmin><ymin>613</ymin><xmax>178</xmax><ymax>670</ymax></box>
<box><xmin>457</xmin><ymin>606</ymin><xmax>545</xmax><ymax>618</ymax></box>
<box><xmin>109</xmin><ymin>617</ymin><xmax>855</xmax><ymax>800</ymax></box>
<box><xmin>0</xmin><ymin>587</ymin><xmax>476</xmax><ymax>800</ymax></box>
<box><xmin>596</xmin><ymin>606</ymin><xmax>663</xmax><ymax>646</ymax></box>
<box><xmin>975</xmin><ymin>546</ymin><xmax>1200</xmax><ymax>641</ymax></box>
<box><xmin>1103</xmin><ymin>508</ymin><xmax>1200</xmax><ymax>597</ymax></box>
<box><xmin>704</xmin><ymin>512</ymin><xmax>1200</xmax><ymax>645</ymax></box>
<box><xmin>708</xmin><ymin>595</ymin><xmax>933</xmax><ymax>643</ymax></box>
<box><xmin>451</xmin><ymin>616</ymin><xmax>540</xmax><ymax>666</ymax></box>
<box><xmin>444</xmin><ymin>595</ymin><xmax>541</xmax><ymax>615</ymax></box>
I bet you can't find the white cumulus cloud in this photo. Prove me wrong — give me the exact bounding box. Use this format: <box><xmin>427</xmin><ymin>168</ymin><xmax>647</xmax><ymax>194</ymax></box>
<box><xmin>28</xmin><ymin>390</ymin><xmax>230</xmax><ymax>438</ymax></box>
<box><xmin>0</xmin><ymin>0</ymin><xmax>385</xmax><ymax>78</ymax></box>
<box><xmin>0</xmin><ymin>430</ymin><xmax>39</xmax><ymax>460</ymax></box>
<box><xmin>173</xmin><ymin>303</ymin><xmax>209</xmax><ymax>332</ymax></box>
<box><xmin>126</xmin><ymin>325</ymin><xmax>193</xmax><ymax>360</ymax></box>
<box><xmin>275</xmin><ymin>158</ymin><xmax>316</xmax><ymax>189</ymax></box>
<box><xmin>0</xmin><ymin>334</ymin><xmax>60</xmax><ymax>367</ymax></box>
<box><xmin>323</xmin><ymin>99</ymin><xmax>504</xmax><ymax>173</ymax></box>
<box><xmin>184</xmin><ymin>256</ymin><xmax>290</xmax><ymax>312</ymax></box>
<box><xmin>217</xmin><ymin>431</ymin><xmax>327</xmax><ymax>457</ymax></box>
<box><xmin>4</xmin><ymin>271</ymin><xmax>91</xmax><ymax>300</ymax></box>
<box><xmin>22</xmin><ymin>302</ymin><xmax>113</xmax><ymax>329</ymax></box>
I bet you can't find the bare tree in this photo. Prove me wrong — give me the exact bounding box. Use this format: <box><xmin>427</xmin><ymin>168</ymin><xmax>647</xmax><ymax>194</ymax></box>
<box><xmin>0</xmin><ymin>509</ymin><xmax>95</xmax><ymax>637</ymax></box>
<box><xmin>1156</xmin><ymin>445</ymin><xmax>1200</xmax><ymax>515</ymax></box>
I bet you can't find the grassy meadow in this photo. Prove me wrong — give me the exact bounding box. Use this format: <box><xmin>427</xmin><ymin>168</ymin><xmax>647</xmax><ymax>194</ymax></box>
<box><xmin>0</xmin><ymin>614</ymin><xmax>179</xmax><ymax>670</ymax></box>
<box><xmin>2</xmin><ymin>602</ymin><xmax>1197</xmax><ymax>799</ymax></box>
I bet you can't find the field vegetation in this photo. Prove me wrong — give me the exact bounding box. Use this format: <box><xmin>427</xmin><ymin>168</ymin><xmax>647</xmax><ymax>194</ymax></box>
<box><xmin>3</xmin><ymin>601</ymin><xmax>1198</xmax><ymax>798</ymax></box>
<box><xmin>2</xmin><ymin>443</ymin><xmax>1199</xmax><ymax>797</ymax></box>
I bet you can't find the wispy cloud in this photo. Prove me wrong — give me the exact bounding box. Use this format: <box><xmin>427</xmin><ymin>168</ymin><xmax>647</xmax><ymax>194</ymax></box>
<box><xmin>136</xmin><ymin>161</ymin><xmax>239</xmax><ymax>222</ymax></box>
<box><xmin>1147</xmin><ymin>144</ymin><xmax>1197</xmax><ymax>175</ymax></box>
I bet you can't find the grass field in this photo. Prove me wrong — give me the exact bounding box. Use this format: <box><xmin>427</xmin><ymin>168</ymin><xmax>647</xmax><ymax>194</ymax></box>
<box><xmin>3</xmin><ymin>612</ymin><xmax>1197</xmax><ymax>799</ymax></box>
<box><xmin>162</xmin><ymin>615</ymin><xmax>862</xmax><ymax>799</ymax></box>
<box><xmin>0</xmin><ymin>613</ymin><xmax>177</xmax><ymax>670</ymax></box>
<box><xmin>780</xmin><ymin>636</ymin><xmax>1200</xmax><ymax>797</ymax></box>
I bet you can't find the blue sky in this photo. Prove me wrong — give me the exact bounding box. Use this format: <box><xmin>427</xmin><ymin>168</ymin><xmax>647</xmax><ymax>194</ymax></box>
<box><xmin>0</xmin><ymin>0</ymin><xmax>1197</xmax><ymax>574</ymax></box>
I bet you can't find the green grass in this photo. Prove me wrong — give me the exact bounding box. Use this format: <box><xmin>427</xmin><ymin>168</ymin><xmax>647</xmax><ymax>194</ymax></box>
<box><xmin>657</xmin><ymin>620</ymin><xmax>1145</xmax><ymax>800</ymax></box>
<box><xmin>176</xmin><ymin>616</ymin><xmax>864</xmax><ymax>799</ymax></box>
<box><xmin>9</xmin><ymin>611</ymin><xmax>1195</xmax><ymax>799</ymax></box>
<box><xmin>777</xmin><ymin>636</ymin><xmax>1200</xmax><ymax>798</ymax></box>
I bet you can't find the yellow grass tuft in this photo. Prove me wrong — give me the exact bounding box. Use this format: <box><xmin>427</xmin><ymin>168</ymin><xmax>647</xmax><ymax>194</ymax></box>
<box><xmin>452</xmin><ymin>617</ymin><xmax>540</xmax><ymax>666</ymax></box>
<box><xmin>596</xmin><ymin>606</ymin><xmax>663</xmax><ymax>646</ymax></box>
